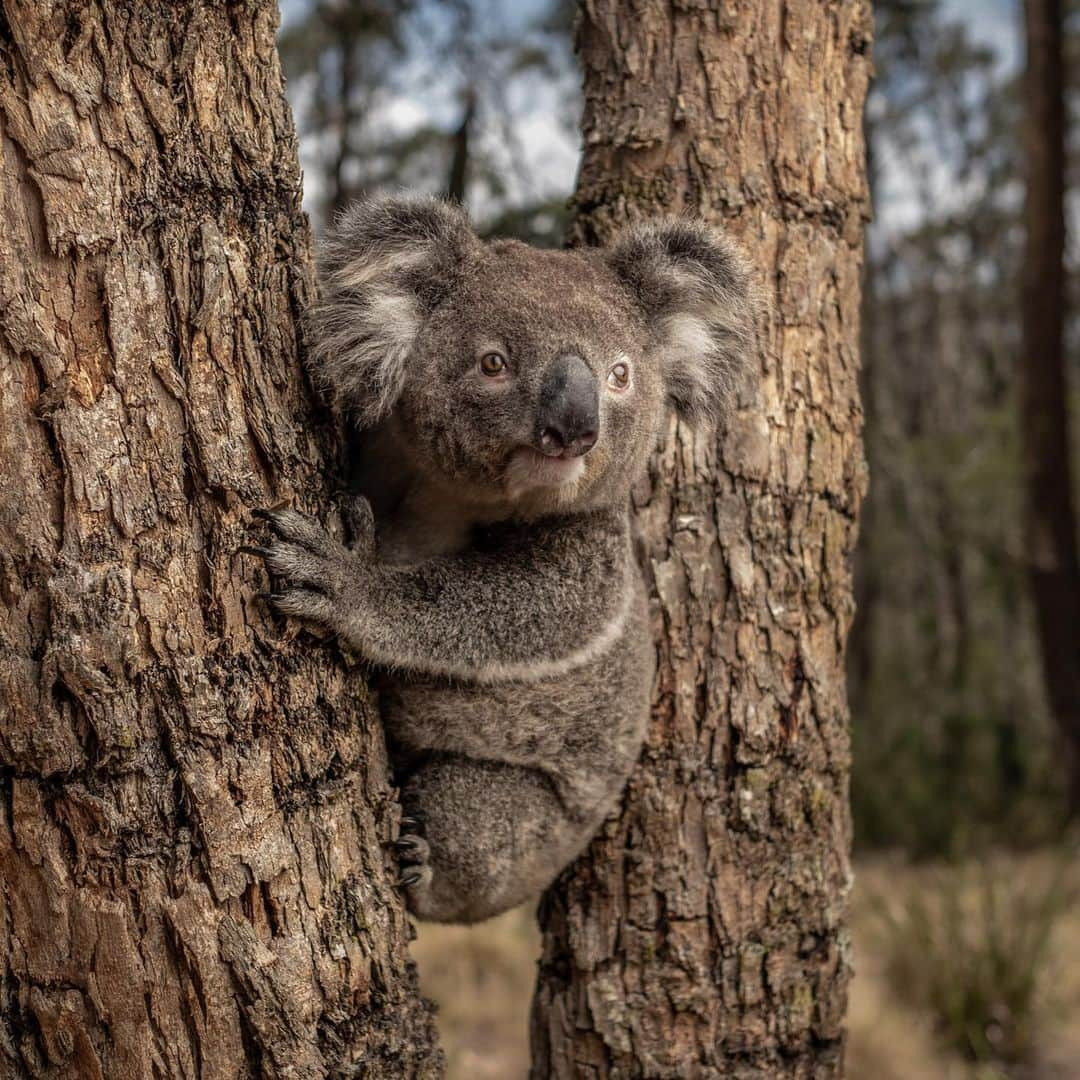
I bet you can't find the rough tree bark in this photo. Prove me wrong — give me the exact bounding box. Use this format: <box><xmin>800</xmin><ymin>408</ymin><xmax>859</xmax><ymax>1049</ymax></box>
<box><xmin>1020</xmin><ymin>0</ymin><xmax>1080</xmax><ymax>815</ymax></box>
<box><xmin>0</xmin><ymin>3</ymin><xmax>440</xmax><ymax>1077</ymax></box>
<box><xmin>531</xmin><ymin>3</ymin><xmax>871</xmax><ymax>1077</ymax></box>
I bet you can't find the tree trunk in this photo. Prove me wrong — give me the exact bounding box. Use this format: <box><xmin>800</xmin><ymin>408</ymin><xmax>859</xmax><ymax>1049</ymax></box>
<box><xmin>531</xmin><ymin>3</ymin><xmax>871</xmax><ymax>1077</ymax></box>
<box><xmin>0</xmin><ymin>4</ymin><xmax>440</xmax><ymax>1077</ymax></box>
<box><xmin>445</xmin><ymin>88</ymin><xmax>475</xmax><ymax>205</ymax></box>
<box><xmin>328</xmin><ymin>18</ymin><xmax>358</xmax><ymax>220</ymax></box>
<box><xmin>1020</xmin><ymin>0</ymin><xmax>1080</xmax><ymax>815</ymax></box>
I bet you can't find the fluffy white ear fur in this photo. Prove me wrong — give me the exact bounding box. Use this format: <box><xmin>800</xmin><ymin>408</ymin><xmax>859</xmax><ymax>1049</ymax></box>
<box><xmin>307</xmin><ymin>195</ymin><xmax>477</xmax><ymax>427</ymax></box>
<box><xmin>605</xmin><ymin>220</ymin><xmax>757</xmax><ymax>427</ymax></box>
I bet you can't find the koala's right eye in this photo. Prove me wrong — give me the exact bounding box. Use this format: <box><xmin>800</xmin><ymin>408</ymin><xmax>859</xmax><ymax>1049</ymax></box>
<box><xmin>479</xmin><ymin>352</ymin><xmax>508</xmax><ymax>377</ymax></box>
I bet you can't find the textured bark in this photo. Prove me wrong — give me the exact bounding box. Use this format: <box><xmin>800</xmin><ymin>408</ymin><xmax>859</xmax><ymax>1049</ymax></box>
<box><xmin>531</xmin><ymin>3</ymin><xmax>871</xmax><ymax>1077</ymax></box>
<box><xmin>1020</xmin><ymin>0</ymin><xmax>1080</xmax><ymax>814</ymax></box>
<box><xmin>0</xmin><ymin>3</ymin><xmax>440</xmax><ymax>1077</ymax></box>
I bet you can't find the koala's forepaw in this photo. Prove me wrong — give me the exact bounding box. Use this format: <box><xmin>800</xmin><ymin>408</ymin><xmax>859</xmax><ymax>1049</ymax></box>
<box><xmin>245</xmin><ymin>507</ymin><xmax>364</xmax><ymax>633</ymax></box>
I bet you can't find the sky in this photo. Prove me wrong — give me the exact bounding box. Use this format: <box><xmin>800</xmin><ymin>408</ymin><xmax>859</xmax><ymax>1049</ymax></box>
<box><xmin>943</xmin><ymin>0</ymin><xmax>1019</xmax><ymax>71</ymax></box>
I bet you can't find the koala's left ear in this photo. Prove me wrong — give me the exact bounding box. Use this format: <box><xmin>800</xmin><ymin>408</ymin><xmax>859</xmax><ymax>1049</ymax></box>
<box><xmin>605</xmin><ymin>219</ymin><xmax>757</xmax><ymax>427</ymax></box>
<box><xmin>308</xmin><ymin>194</ymin><xmax>479</xmax><ymax>426</ymax></box>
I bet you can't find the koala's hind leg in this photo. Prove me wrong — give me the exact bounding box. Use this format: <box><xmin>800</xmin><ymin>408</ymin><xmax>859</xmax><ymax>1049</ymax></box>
<box><xmin>399</xmin><ymin>755</ymin><xmax>581</xmax><ymax>924</ymax></box>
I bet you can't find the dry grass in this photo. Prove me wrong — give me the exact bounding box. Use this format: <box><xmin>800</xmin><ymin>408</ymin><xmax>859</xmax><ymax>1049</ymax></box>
<box><xmin>412</xmin><ymin>905</ymin><xmax>539</xmax><ymax>1079</ymax></box>
<box><xmin>852</xmin><ymin>853</ymin><xmax>1080</xmax><ymax>1080</ymax></box>
<box><xmin>411</xmin><ymin>854</ymin><xmax>1080</xmax><ymax>1080</ymax></box>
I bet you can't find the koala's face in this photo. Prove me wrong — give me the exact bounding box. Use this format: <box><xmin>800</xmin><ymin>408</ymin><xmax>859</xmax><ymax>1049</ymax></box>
<box><xmin>397</xmin><ymin>243</ymin><xmax>664</xmax><ymax>512</ymax></box>
<box><xmin>310</xmin><ymin>197</ymin><xmax>755</xmax><ymax>517</ymax></box>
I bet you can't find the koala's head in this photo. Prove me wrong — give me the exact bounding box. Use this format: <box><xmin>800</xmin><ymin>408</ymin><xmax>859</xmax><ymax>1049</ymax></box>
<box><xmin>310</xmin><ymin>195</ymin><xmax>755</xmax><ymax>517</ymax></box>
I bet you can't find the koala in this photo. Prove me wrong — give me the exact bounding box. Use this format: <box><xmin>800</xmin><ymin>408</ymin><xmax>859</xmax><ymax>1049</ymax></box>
<box><xmin>250</xmin><ymin>196</ymin><xmax>754</xmax><ymax>924</ymax></box>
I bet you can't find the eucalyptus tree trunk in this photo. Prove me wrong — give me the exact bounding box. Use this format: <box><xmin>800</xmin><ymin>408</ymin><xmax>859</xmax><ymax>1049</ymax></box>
<box><xmin>0</xmin><ymin>4</ymin><xmax>439</xmax><ymax>1077</ymax></box>
<box><xmin>1020</xmin><ymin>0</ymin><xmax>1080</xmax><ymax>815</ymax></box>
<box><xmin>531</xmin><ymin>3</ymin><xmax>872</xmax><ymax>1077</ymax></box>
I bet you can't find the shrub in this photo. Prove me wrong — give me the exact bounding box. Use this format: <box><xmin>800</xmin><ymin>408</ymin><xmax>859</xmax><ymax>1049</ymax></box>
<box><xmin>868</xmin><ymin>854</ymin><xmax>1076</xmax><ymax>1067</ymax></box>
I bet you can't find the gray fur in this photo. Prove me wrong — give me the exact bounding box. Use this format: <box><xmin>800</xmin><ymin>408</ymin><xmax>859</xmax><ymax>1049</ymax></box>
<box><xmin>255</xmin><ymin>195</ymin><xmax>755</xmax><ymax>923</ymax></box>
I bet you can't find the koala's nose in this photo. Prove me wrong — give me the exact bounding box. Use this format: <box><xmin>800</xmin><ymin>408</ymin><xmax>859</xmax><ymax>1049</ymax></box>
<box><xmin>537</xmin><ymin>354</ymin><xmax>599</xmax><ymax>457</ymax></box>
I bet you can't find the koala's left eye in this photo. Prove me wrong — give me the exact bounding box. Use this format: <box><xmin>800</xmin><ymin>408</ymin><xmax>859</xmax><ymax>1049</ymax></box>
<box><xmin>479</xmin><ymin>352</ymin><xmax>508</xmax><ymax>377</ymax></box>
<box><xmin>607</xmin><ymin>361</ymin><xmax>630</xmax><ymax>391</ymax></box>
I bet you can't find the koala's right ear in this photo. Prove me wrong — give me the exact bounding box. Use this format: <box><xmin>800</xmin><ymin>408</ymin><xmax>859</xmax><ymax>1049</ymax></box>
<box><xmin>605</xmin><ymin>219</ymin><xmax>757</xmax><ymax>428</ymax></box>
<box><xmin>308</xmin><ymin>195</ymin><xmax>478</xmax><ymax>426</ymax></box>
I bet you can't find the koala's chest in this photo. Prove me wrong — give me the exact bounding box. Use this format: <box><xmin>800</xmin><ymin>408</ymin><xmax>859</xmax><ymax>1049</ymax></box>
<box><xmin>378</xmin><ymin>575</ymin><xmax>653</xmax><ymax>784</ymax></box>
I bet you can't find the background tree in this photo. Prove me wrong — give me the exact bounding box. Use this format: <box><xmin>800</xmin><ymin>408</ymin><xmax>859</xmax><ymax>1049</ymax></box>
<box><xmin>0</xmin><ymin>3</ymin><xmax>439</xmax><ymax>1075</ymax></box>
<box><xmin>530</xmin><ymin>3</ymin><xmax>872</xmax><ymax>1076</ymax></box>
<box><xmin>278</xmin><ymin>0</ymin><xmax>413</xmax><ymax>218</ymax></box>
<box><xmin>1020</xmin><ymin>0</ymin><xmax>1080</xmax><ymax>813</ymax></box>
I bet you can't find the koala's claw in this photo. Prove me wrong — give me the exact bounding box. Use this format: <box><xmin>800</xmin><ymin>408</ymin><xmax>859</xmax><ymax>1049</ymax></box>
<box><xmin>239</xmin><ymin>544</ymin><xmax>274</xmax><ymax>559</ymax></box>
<box><xmin>265</xmin><ymin>587</ymin><xmax>333</xmax><ymax>623</ymax></box>
<box><xmin>393</xmin><ymin>813</ymin><xmax>430</xmax><ymax>888</ymax></box>
<box><xmin>394</xmin><ymin>834</ymin><xmax>430</xmax><ymax>864</ymax></box>
<box><xmin>254</xmin><ymin>540</ymin><xmax>336</xmax><ymax>589</ymax></box>
<box><xmin>245</xmin><ymin>506</ymin><xmax>372</xmax><ymax>638</ymax></box>
<box><xmin>253</xmin><ymin>507</ymin><xmax>335</xmax><ymax>552</ymax></box>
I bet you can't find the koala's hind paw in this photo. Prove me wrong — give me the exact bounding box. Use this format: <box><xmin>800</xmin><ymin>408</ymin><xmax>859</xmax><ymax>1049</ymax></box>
<box><xmin>394</xmin><ymin>834</ymin><xmax>430</xmax><ymax>864</ymax></box>
<box><xmin>393</xmin><ymin>816</ymin><xmax>432</xmax><ymax>892</ymax></box>
<box><xmin>398</xmin><ymin>865</ymin><xmax>429</xmax><ymax>888</ymax></box>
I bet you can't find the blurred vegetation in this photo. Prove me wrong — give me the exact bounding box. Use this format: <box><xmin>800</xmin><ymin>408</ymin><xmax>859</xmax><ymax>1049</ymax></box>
<box><xmin>850</xmin><ymin>0</ymin><xmax>1080</xmax><ymax>855</ymax></box>
<box><xmin>867</xmin><ymin>856</ymin><xmax>1077</xmax><ymax>1067</ymax></box>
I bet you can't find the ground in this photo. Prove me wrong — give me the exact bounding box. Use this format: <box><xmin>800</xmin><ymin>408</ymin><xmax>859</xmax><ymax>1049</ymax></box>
<box><xmin>411</xmin><ymin>854</ymin><xmax>1080</xmax><ymax>1079</ymax></box>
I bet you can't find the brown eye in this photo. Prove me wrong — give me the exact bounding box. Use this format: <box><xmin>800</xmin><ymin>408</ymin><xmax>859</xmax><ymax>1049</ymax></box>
<box><xmin>607</xmin><ymin>361</ymin><xmax>630</xmax><ymax>390</ymax></box>
<box><xmin>480</xmin><ymin>352</ymin><xmax>507</xmax><ymax>377</ymax></box>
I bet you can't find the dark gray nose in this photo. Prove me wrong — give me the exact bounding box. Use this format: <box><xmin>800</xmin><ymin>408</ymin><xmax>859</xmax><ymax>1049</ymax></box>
<box><xmin>536</xmin><ymin>354</ymin><xmax>599</xmax><ymax>457</ymax></box>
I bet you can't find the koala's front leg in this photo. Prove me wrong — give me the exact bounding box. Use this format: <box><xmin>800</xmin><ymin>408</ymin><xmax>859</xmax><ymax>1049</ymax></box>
<box><xmin>248</xmin><ymin>501</ymin><xmax>632</xmax><ymax>681</ymax></box>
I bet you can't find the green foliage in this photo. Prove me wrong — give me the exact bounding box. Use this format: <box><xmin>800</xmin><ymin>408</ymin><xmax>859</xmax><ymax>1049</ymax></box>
<box><xmin>868</xmin><ymin>856</ymin><xmax>1077</xmax><ymax>1066</ymax></box>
